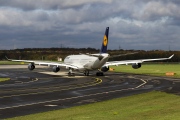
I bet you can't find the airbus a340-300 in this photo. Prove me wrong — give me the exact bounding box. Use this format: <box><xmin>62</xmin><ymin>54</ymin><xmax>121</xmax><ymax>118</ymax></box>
<box><xmin>7</xmin><ymin>27</ymin><xmax>174</xmax><ymax>76</ymax></box>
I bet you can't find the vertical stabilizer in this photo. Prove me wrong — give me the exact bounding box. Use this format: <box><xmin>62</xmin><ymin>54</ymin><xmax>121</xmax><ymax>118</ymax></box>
<box><xmin>100</xmin><ymin>27</ymin><xmax>109</xmax><ymax>53</ymax></box>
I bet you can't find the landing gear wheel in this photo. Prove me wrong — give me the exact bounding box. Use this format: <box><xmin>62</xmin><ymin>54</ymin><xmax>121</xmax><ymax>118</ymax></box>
<box><xmin>68</xmin><ymin>68</ymin><xmax>74</xmax><ymax>76</ymax></box>
<box><xmin>68</xmin><ymin>72</ymin><xmax>75</xmax><ymax>76</ymax></box>
<box><xmin>96</xmin><ymin>72</ymin><xmax>104</xmax><ymax>76</ymax></box>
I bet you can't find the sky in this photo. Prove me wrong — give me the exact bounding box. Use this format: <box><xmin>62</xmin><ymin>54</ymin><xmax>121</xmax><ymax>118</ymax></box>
<box><xmin>0</xmin><ymin>0</ymin><xmax>179</xmax><ymax>50</ymax></box>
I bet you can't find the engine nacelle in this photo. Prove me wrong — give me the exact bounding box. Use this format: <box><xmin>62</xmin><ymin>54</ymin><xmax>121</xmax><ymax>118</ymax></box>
<box><xmin>53</xmin><ymin>66</ymin><xmax>60</xmax><ymax>72</ymax></box>
<box><xmin>101</xmin><ymin>66</ymin><xmax>109</xmax><ymax>72</ymax></box>
<box><xmin>132</xmin><ymin>63</ymin><xmax>141</xmax><ymax>69</ymax></box>
<box><xmin>28</xmin><ymin>63</ymin><xmax>35</xmax><ymax>70</ymax></box>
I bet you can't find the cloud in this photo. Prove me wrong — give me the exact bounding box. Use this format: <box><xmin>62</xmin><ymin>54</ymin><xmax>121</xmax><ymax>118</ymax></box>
<box><xmin>0</xmin><ymin>0</ymin><xmax>113</xmax><ymax>10</ymax></box>
<box><xmin>0</xmin><ymin>0</ymin><xmax>179</xmax><ymax>50</ymax></box>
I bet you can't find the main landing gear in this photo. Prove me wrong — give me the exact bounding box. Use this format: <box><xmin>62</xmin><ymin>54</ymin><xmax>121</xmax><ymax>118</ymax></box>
<box><xmin>84</xmin><ymin>70</ymin><xmax>89</xmax><ymax>76</ymax></box>
<box><xmin>83</xmin><ymin>71</ymin><xmax>104</xmax><ymax>76</ymax></box>
<box><xmin>96</xmin><ymin>72</ymin><xmax>104</xmax><ymax>76</ymax></box>
<box><xmin>84</xmin><ymin>70</ymin><xmax>104</xmax><ymax>76</ymax></box>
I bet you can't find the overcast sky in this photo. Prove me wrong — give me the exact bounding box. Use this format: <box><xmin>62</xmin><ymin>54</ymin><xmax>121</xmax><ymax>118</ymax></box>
<box><xmin>0</xmin><ymin>0</ymin><xmax>179</xmax><ymax>50</ymax></box>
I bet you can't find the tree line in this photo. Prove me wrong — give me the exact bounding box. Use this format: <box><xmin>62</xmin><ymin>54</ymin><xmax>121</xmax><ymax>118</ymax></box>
<box><xmin>0</xmin><ymin>48</ymin><xmax>179</xmax><ymax>62</ymax></box>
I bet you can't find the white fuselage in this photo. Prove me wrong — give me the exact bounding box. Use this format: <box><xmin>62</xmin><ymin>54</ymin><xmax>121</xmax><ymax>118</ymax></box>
<box><xmin>64</xmin><ymin>53</ymin><xmax>109</xmax><ymax>71</ymax></box>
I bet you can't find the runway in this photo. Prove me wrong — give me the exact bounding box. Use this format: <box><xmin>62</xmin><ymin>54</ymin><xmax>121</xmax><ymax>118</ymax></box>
<box><xmin>0</xmin><ymin>65</ymin><xmax>179</xmax><ymax>119</ymax></box>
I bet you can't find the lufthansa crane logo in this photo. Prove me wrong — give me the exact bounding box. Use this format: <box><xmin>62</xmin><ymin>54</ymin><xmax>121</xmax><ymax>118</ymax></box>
<box><xmin>103</xmin><ymin>35</ymin><xmax>108</xmax><ymax>46</ymax></box>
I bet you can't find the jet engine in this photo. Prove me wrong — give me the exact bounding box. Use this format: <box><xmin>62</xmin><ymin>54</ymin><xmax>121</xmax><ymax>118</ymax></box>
<box><xmin>132</xmin><ymin>63</ymin><xmax>141</xmax><ymax>69</ymax></box>
<box><xmin>28</xmin><ymin>63</ymin><xmax>35</xmax><ymax>70</ymax></box>
<box><xmin>53</xmin><ymin>66</ymin><xmax>60</xmax><ymax>72</ymax></box>
<box><xmin>101</xmin><ymin>66</ymin><xmax>109</xmax><ymax>72</ymax></box>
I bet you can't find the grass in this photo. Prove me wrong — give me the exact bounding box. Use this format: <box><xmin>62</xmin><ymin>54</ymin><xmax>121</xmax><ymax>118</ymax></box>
<box><xmin>7</xmin><ymin>91</ymin><xmax>180</xmax><ymax>120</ymax></box>
<box><xmin>0</xmin><ymin>78</ymin><xmax>10</xmax><ymax>82</ymax></box>
<box><xmin>0</xmin><ymin>61</ymin><xmax>27</xmax><ymax>65</ymax></box>
<box><xmin>110</xmin><ymin>63</ymin><xmax>180</xmax><ymax>78</ymax></box>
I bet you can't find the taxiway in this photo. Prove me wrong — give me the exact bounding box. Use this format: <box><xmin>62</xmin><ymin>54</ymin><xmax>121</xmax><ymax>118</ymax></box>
<box><xmin>0</xmin><ymin>65</ymin><xmax>179</xmax><ymax>119</ymax></box>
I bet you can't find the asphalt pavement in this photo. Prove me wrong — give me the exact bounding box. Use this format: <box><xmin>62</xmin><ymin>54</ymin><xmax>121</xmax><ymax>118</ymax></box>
<box><xmin>0</xmin><ymin>65</ymin><xmax>179</xmax><ymax>119</ymax></box>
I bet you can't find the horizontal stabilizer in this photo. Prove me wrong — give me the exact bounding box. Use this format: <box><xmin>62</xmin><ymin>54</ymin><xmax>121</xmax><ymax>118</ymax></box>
<box><xmin>109</xmin><ymin>52</ymin><xmax>138</xmax><ymax>58</ymax></box>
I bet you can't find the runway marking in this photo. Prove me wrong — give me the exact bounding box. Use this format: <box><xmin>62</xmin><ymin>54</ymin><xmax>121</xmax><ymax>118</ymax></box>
<box><xmin>0</xmin><ymin>78</ymin><xmax>147</xmax><ymax>110</ymax></box>
<box><xmin>0</xmin><ymin>78</ymin><xmax>39</xmax><ymax>87</ymax></box>
<box><xmin>0</xmin><ymin>78</ymin><xmax>102</xmax><ymax>99</ymax></box>
<box><xmin>135</xmin><ymin>79</ymin><xmax>147</xmax><ymax>88</ymax></box>
<box><xmin>39</xmin><ymin>72</ymin><xmax>86</xmax><ymax>78</ymax></box>
<box><xmin>44</xmin><ymin>105</ymin><xmax>58</xmax><ymax>107</ymax></box>
<box><xmin>0</xmin><ymin>76</ymin><xmax>94</xmax><ymax>91</ymax></box>
<box><xmin>0</xmin><ymin>77</ymin><xmax>100</xmax><ymax>92</ymax></box>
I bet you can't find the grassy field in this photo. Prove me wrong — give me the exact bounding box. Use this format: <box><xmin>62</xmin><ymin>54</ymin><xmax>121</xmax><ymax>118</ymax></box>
<box><xmin>110</xmin><ymin>64</ymin><xmax>180</xmax><ymax>78</ymax></box>
<box><xmin>0</xmin><ymin>61</ymin><xmax>26</xmax><ymax>65</ymax></box>
<box><xmin>7</xmin><ymin>91</ymin><xmax>180</xmax><ymax>120</ymax></box>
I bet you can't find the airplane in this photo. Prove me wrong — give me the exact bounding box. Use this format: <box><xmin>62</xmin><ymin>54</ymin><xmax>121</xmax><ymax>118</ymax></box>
<box><xmin>6</xmin><ymin>27</ymin><xmax>174</xmax><ymax>76</ymax></box>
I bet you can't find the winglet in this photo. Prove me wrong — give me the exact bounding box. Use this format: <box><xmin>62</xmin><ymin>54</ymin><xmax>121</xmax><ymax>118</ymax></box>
<box><xmin>169</xmin><ymin>54</ymin><xmax>174</xmax><ymax>59</ymax></box>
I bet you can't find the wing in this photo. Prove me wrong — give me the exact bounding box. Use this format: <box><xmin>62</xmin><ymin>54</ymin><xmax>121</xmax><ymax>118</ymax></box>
<box><xmin>105</xmin><ymin>54</ymin><xmax>174</xmax><ymax>66</ymax></box>
<box><xmin>6</xmin><ymin>57</ymin><xmax>79</xmax><ymax>69</ymax></box>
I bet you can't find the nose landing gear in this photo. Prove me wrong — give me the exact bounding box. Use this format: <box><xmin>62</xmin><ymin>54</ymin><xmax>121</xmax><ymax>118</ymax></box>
<box><xmin>68</xmin><ymin>68</ymin><xmax>74</xmax><ymax>76</ymax></box>
<box><xmin>84</xmin><ymin>70</ymin><xmax>89</xmax><ymax>76</ymax></box>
